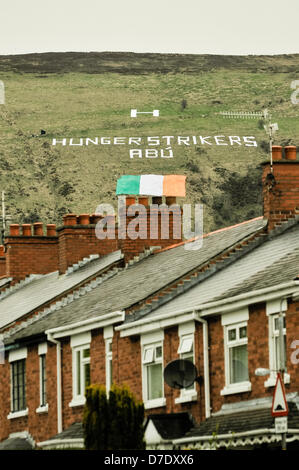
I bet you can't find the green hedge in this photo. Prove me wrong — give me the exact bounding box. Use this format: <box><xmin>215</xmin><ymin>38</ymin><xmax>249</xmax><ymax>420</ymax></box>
<box><xmin>83</xmin><ymin>384</ymin><xmax>145</xmax><ymax>450</ymax></box>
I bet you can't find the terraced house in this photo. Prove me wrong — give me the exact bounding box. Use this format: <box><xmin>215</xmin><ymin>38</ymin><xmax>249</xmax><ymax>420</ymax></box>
<box><xmin>0</xmin><ymin>145</ymin><xmax>299</xmax><ymax>450</ymax></box>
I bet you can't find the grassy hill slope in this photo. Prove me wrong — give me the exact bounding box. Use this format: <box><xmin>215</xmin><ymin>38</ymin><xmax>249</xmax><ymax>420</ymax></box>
<box><xmin>0</xmin><ymin>52</ymin><xmax>299</xmax><ymax>233</ymax></box>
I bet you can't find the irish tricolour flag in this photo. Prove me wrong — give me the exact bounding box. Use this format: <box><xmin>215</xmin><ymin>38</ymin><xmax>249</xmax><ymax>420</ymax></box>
<box><xmin>116</xmin><ymin>175</ymin><xmax>186</xmax><ymax>197</ymax></box>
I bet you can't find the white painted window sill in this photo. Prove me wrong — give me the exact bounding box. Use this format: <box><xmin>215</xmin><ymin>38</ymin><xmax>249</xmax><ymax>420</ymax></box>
<box><xmin>36</xmin><ymin>404</ymin><xmax>48</xmax><ymax>414</ymax></box>
<box><xmin>175</xmin><ymin>392</ymin><xmax>198</xmax><ymax>404</ymax></box>
<box><xmin>69</xmin><ymin>397</ymin><xmax>86</xmax><ymax>408</ymax></box>
<box><xmin>220</xmin><ymin>382</ymin><xmax>252</xmax><ymax>396</ymax></box>
<box><xmin>264</xmin><ymin>373</ymin><xmax>290</xmax><ymax>388</ymax></box>
<box><xmin>7</xmin><ymin>408</ymin><xmax>29</xmax><ymax>420</ymax></box>
<box><xmin>144</xmin><ymin>398</ymin><xmax>166</xmax><ymax>410</ymax></box>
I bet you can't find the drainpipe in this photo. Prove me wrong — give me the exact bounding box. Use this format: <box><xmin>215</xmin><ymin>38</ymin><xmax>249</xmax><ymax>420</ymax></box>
<box><xmin>278</xmin><ymin>296</ymin><xmax>288</xmax><ymax>451</ymax></box>
<box><xmin>194</xmin><ymin>312</ymin><xmax>211</xmax><ymax>419</ymax></box>
<box><xmin>47</xmin><ymin>333</ymin><xmax>62</xmax><ymax>434</ymax></box>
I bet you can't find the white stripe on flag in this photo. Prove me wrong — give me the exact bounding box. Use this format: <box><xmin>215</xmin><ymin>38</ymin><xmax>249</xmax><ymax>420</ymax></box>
<box><xmin>139</xmin><ymin>175</ymin><xmax>164</xmax><ymax>196</ymax></box>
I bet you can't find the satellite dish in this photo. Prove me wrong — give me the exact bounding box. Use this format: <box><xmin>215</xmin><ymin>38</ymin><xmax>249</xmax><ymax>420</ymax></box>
<box><xmin>163</xmin><ymin>359</ymin><xmax>198</xmax><ymax>390</ymax></box>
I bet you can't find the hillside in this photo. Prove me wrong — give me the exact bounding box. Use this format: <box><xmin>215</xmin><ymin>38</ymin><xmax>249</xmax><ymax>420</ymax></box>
<box><xmin>0</xmin><ymin>52</ymin><xmax>299</xmax><ymax>234</ymax></box>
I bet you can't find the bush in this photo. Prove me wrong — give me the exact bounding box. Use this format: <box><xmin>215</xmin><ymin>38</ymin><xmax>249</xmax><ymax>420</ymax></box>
<box><xmin>83</xmin><ymin>384</ymin><xmax>145</xmax><ymax>450</ymax></box>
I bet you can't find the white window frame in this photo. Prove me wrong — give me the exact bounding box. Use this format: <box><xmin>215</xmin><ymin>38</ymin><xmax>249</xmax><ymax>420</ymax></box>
<box><xmin>36</xmin><ymin>343</ymin><xmax>48</xmax><ymax>414</ymax></box>
<box><xmin>221</xmin><ymin>311</ymin><xmax>251</xmax><ymax>395</ymax></box>
<box><xmin>141</xmin><ymin>331</ymin><xmax>165</xmax><ymax>410</ymax></box>
<box><xmin>265</xmin><ymin>311</ymin><xmax>290</xmax><ymax>387</ymax></box>
<box><xmin>175</xmin><ymin>322</ymin><xmax>197</xmax><ymax>404</ymax></box>
<box><xmin>69</xmin><ymin>332</ymin><xmax>91</xmax><ymax>407</ymax></box>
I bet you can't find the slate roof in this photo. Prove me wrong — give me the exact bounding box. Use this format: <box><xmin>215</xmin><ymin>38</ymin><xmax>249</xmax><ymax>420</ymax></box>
<box><xmin>145</xmin><ymin>413</ymin><xmax>193</xmax><ymax>440</ymax></box>
<box><xmin>145</xmin><ymin>221</ymin><xmax>299</xmax><ymax>319</ymax></box>
<box><xmin>0</xmin><ymin>278</ymin><xmax>11</xmax><ymax>289</ymax></box>
<box><xmin>3</xmin><ymin>217</ymin><xmax>267</xmax><ymax>345</ymax></box>
<box><xmin>0</xmin><ymin>436</ymin><xmax>34</xmax><ymax>450</ymax></box>
<box><xmin>180</xmin><ymin>402</ymin><xmax>299</xmax><ymax>440</ymax></box>
<box><xmin>44</xmin><ymin>422</ymin><xmax>83</xmax><ymax>442</ymax></box>
<box><xmin>0</xmin><ymin>250</ymin><xmax>123</xmax><ymax>330</ymax></box>
<box><xmin>211</xmin><ymin>246</ymin><xmax>299</xmax><ymax>302</ymax></box>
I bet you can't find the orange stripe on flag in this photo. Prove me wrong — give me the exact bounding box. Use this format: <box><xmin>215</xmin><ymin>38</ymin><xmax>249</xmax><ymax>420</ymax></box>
<box><xmin>163</xmin><ymin>175</ymin><xmax>186</xmax><ymax>197</ymax></box>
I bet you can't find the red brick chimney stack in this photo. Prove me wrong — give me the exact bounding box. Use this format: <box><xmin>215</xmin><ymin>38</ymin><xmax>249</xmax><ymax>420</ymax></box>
<box><xmin>57</xmin><ymin>213</ymin><xmax>118</xmax><ymax>273</ymax></box>
<box><xmin>3</xmin><ymin>193</ymin><xmax>185</xmax><ymax>280</ymax></box>
<box><xmin>5</xmin><ymin>222</ymin><xmax>59</xmax><ymax>282</ymax></box>
<box><xmin>118</xmin><ymin>195</ymin><xmax>183</xmax><ymax>263</ymax></box>
<box><xmin>263</xmin><ymin>145</ymin><xmax>299</xmax><ymax>231</ymax></box>
<box><xmin>0</xmin><ymin>245</ymin><xmax>5</xmax><ymax>278</ymax></box>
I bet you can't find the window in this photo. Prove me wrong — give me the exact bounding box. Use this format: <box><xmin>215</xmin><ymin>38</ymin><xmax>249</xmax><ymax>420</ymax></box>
<box><xmin>105</xmin><ymin>339</ymin><xmax>113</xmax><ymax>392</ymax></box>
<box><xmin>221</xmin><ymin>310</ymin><xmax>251</xmax><ymax>395</ymax></box>
<box><xmin>142</xmin><ymin>343</ymin><xmax>163</xmax><ymax>402</ymax></box>
<box><xmin>273</xmin><ymin>315</ymin><xmax>287</xmax><ymax>373</ymax></box>
<box><xmin>265</xmin><ymin>312</ymin><xmax>290</xmax><ymax>387</ymax></box>
<box><xmin>178</xmin><ymin>335</ymin><xmax>195</xmax><ymax>391</ymax></box>
<box><xmin>75</xmin><ymin>347</ymin><xmax>90</xmax><ymax>398</ymax></box>
<box><xmin>227</xmin><ymin>323</ymin><xmax>248</xmax><ymax>384</ymax></box>
<box><xmin>39</xmin><ymin>354</ymin><xmax>47</xmax><ymax>407</ymax></box>
<box><xmin>11</xmin><ymin>359</ymin><xmax>26</xmax><ymax>412</ymax></box>
<box><xmin>70</xmin><ymin>332</ymin><xmax>91</xmax><ymax>407</ymax></box>
<box><xmin>36</xmin><ymin>342</ymin><xmax>48</xmax><ymax>413</ymax></box>
<box><xmin>175</xmin><ymin>322</ymin><xmax>198</xmax><ymax>404</ymax></box>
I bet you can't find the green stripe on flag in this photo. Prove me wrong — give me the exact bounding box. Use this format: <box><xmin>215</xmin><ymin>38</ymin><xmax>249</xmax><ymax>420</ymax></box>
<box><xmin>116</xmin><ymin>175</ymin><xmax>141</xmax><ymax>195</ymax></box>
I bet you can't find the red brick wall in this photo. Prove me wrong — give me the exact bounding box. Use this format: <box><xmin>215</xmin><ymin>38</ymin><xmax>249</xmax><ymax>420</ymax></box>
<box><xmin>90</xmin><ymin>329</ymin><xmax>106</xmax><ymax>386</ymax></box>
<box><xmin>1</xmin><ymin>300</ymin><xmax>298</xmax><ymax>445</ymax></box>
<box><xmin>0</xmin><ymin>356</ymin><xmax>12</xmax><ymax>441</ymax></box>
<box><xmin>58</xmin><ymin>226</ymin><xmax>118</xmax><ymax>274</ymax></box>
<box><xmin>5</xmin><ymin>236</ymin><xmax>59</xmax><ymax>281</ymax></box>
<box><xmin>113</xmin><ymin>331</ymin><xmax>142</xmax><ymax>399</ymax></box>
<box><xmin>0</xmin><ymin>251</ymin><xmax>6</xmax><ymax>277</ymax></box>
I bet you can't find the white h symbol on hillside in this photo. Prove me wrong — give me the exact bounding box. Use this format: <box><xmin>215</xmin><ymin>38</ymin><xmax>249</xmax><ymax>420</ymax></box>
<box><xmin>0</xmin><ymin>81</ymin><xmax>4</xmax><ymax>104</ymax></box>
<box><xmin>131</xmin><ymin>109</ymin><xmax>159</xmax><ymax>117</ymax></box>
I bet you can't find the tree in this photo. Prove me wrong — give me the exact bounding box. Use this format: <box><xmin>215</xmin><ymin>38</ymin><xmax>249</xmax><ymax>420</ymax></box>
<box><xmin>83</xmin><ymin>383</ymin><xmax>145</xmax><ymax>450</ymax></box>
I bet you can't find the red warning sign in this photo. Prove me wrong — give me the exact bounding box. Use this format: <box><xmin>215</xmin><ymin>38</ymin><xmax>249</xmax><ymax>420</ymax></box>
<box><xmin>271</xmin><ymin>372</ymin><xmax>289</xmax><ymax>417</ymax></box>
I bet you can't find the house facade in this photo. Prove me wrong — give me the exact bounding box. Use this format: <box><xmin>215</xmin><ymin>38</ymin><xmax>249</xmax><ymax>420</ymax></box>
<box><xmin>0</xmin><ymin>145</ymin><xmax>299</xmax><ymax>450</ymax></box>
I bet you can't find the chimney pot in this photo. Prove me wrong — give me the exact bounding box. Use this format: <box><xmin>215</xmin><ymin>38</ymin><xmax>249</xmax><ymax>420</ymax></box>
<box><xmin>63</xmin><ymin>214</ymin><xmax>77</xmax><ymax>226</ymax></box>
<box><xmin>78</xmin><ymin>214</ymin><xmax>90</xmax><ymax>225</ymax></box>
<box><xmin>9</xmin><ymin>224</ymin><xmax>20</xmax><ymax>236</ymax></box>
<box><xmin>46</xmin><ymin>224</ymin><xmax>57</xmax><ymax>236</ymax></box>
<box><xmin>138</xmin><ymin>197</ymin><xmax>148</xmax><ymax>206</ymax></box>
<box><xmin>90</xmin><ymin>214</ymin><xmax>103</xmax><ymax>224</ymax></box>
<box><xmin>22</xmin><ymin>224</ymin><xmax>32</xmax><ymax>236</ymax></box>
<box><xmin>152</xmin><ymin>196</ymin><xmax>163</xmax><ymax>205</ymax></box>
<box><xmin>0</xmin><ymin>245</ymin><xmax>4</xmax><ymax>256</ymax></box>
<box><xmin>166</xmin><ymin>196</ymin><xmax>177</xmax><ymax>206</ymax></box>
<box><xmin>284</xmin><ymin>146</ymin><xmax>297</xmax><ymax>161</ymax></box>
<box><xmin>272</xmin><ymin>145</ymin><xmax>283</xmax><ymax>161</ymax></box>
<box><xmin>33</xmin><ymin>222</ymin><xmax>43</xmax><ymax>236</ymax></box>
<box><xmin>126</xmin><ymin>196</ymin><xmax>136</xmax><ymax>206</ymax></box>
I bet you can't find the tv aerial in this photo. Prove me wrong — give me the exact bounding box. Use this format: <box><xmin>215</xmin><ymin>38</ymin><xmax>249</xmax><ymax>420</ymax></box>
<box><xmin>0</xmin><ymin>191</ymin><xmax>11</xmax><ymax>245</ymax></box>
<box><xmin>163</xmin><ymin>359</ymin><xmax>201</xmax><ymax>389</ymax></box>
<box><xmin>218</xmin><ymin>108</ymin><xmax>278</xmax><ymax>172</ymax></box>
